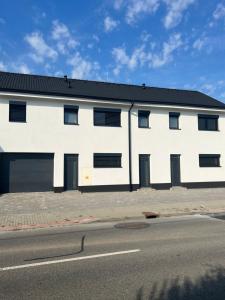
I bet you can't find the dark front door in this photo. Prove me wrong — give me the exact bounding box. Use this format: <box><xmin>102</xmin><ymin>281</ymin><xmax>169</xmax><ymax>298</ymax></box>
<box><xmin>139</xmin><ymin>154</ymin><xmax>150</xmax><ymax>187</ymax></box>
<box><xmin>64</xmin><ymin>154</ymin><xmax>78</xmax><ymax>191</ymax></box>
<box><xmin>170</xmin><ymin>154</ymin><xmax>181</xmax><ymax>186</ymax></box>
<box><xmin>0</xmin><ymin>153</ymin><xmax>54</xmax><ymax>193</ymax></box>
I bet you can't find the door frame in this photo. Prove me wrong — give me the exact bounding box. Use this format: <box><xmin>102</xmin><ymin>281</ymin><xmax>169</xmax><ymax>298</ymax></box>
<box><xmin>64</xmin><ymin>154</ymin><xmax>79</xmax><ymax>191</ymax></box>
<box><xmin>139</xmin><ymin>154</ymin><xmax>150</xmax><ymax>188</ymax></box>
<box><xmin>170</xmin><ymin>154</ymin><xmax>181</xmax><ymax>187</ymax></box>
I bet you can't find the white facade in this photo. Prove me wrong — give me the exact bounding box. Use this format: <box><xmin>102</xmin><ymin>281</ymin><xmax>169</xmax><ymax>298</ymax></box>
<box><xmin>0</xmin><ymin>91</ymin><xmax>225</xmax><ymax>192</ymax></box>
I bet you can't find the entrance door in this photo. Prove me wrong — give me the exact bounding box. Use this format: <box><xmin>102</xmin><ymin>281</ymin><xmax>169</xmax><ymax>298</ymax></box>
<box><xmin>170</xmin><ymin>154</ymin><xmax>181</xmax><ymax>186</ymax></box>
<box><xmin>139</xmin><ymin>154</ymin><xmax>150</xmax><ymax>187</ymax></box>
<box><xmin>64</xmin><ymin>154</ymin><xmax>78</xmax><ymax>190</ymax></box>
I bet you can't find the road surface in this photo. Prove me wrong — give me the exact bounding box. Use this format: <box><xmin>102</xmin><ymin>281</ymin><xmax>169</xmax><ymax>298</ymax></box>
<box><xmin>0</xmin><ymin>214</ymin><xmax>225</xmax><ymax>299</ymax></box>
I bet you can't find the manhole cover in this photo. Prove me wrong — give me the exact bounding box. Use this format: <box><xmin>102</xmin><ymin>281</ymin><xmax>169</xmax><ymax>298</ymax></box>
<box><xmin>114</xmin><ymin>222</ymin><xmax>150</xmax><ymax>229</ymax></box>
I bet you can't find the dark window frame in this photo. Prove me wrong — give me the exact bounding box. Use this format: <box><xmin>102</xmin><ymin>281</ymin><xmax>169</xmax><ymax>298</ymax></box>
<box><xmin>169</xmin><ymin>112</ymin><xmax>180</xmax><ymax>130</ymax></box>
<box><xmin>199</xmin><ymin>154</ymin><xmax>221</xmax><ymax>167</ymax></box>
<box><xmin>64</xmin><ymin>105</ymin><xmax>79</xmax><ymax>125</ymax></box>
<box><xmin>138</xmin><ymin>110</ymin><xmax>150</xmax><ymax>128</ymax></box>
<box><xmin>198</xmin><ymin>114</ymin><xmax>219</xmax><ymax>131</ymax></box>
<box><xmin>9</xmin><ymin>101</ymin><xmax>26</xmax><ymax>123</ymax></box>
<box><xmin>94</xmin><ymin>108</ymin><xmax>121</xmax><ymax>127</ymax></box>
<box><xmin>93</xmin><ymin>153</ymin><xmax>122</xmax><ymax>168</ymax></box>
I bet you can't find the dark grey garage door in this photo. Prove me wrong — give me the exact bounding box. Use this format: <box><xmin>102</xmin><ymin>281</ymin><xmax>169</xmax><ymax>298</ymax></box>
<box><xmin>0</xmin><ymin>153</ymin><xmax>54</xmax><ymax>193</ymax></box>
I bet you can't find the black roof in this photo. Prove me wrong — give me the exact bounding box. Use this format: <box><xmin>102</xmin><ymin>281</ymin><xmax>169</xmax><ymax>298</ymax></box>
<box><xmin>0</xmin><ymin>71</ymin><xmax>224</xmax><ymax>109</ymax></box>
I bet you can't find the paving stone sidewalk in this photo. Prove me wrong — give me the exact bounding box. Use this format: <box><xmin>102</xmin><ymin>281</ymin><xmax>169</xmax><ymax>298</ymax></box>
<box><xmin>0</xmin><ymin>187</ymin><xmax>225</xmax><ymax>231</ymax></box>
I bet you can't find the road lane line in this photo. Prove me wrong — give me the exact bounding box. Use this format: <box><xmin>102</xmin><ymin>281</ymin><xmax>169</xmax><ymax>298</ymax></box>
<box><xmin>0</xmin><ymin>249</ymin><xmax>141</xmax><ymax>271</ymax></box>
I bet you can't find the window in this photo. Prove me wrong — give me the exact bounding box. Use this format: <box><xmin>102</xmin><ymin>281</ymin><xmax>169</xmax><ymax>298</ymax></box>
<box><xmin>9</xmin><ymin>101</ymin><xmax>26</xmax><ymax>122</ymax></box>
<box><xmin>199</xmin><ymin>154</ymin><xmax>220</xmax><ymax>167</ymax></box>
<box><xmin>169</xmin><ymin>112</ymin><xmax>180</xmax><ymax>129</ymax></box>
<box><xmin>198</xmin><ymin>114</ymin><xmax>218</xmax><ymax>131</ymax></box>
<box><xmin>94</xmin><ymin>108</ymin><xmax>121</xmax><ymax>127</ymax></box>
<box><xmin>138</xmin><ymin>110</ymin><xmax>150</xmax><ymax>128</ymax></box>
<box><xmin>64</xmin><ymin>105</ymin><xmax>78</xmax><ymax>125</ymax></box>
<box><xmin>94</xmin><ymin>153</ymin><xmax>122</xmax><ymax>168</ymax></box>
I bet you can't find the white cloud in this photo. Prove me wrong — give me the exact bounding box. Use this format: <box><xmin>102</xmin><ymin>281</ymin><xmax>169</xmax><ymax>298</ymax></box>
<box><xmin>104</xmin><ymin>16</ymin><xmax>119</xmax><ymax>32</ymax></box>
<box><xmin>213</xmin><ymin>3</ymin><xmax>225</xmax><ymax>20</ymax></box>
<box><xmin>163</xmin><ymin>0</ymin><xmax>195</xmax><ymax>29</ymax></box>
<box><xmin>25</xmin><ymin>32</ymin><xmax>58</xmax><ymax>63</ymax></box>
<box><xmin>221</xmin><ymin>92</ymin><xmax>225</xmax><ymax>99</ymax></box>
<box><xmin>113</xmin><ymin>0</ymin><xmax>195</xmax><ymax>28</ymax></box>
<box><xmin>0</xmin><ymin>18</ymin><xmax>5</xmax><ymax>24</ymax></box>
<box><xmin>200</xmin><ymin>83</ymin><xmax>216</xmax><ymax>95</ymax></box>
<box><xmin>150</xmin><ymin>33</ymin><xmax>183</xmax><ymax>67</ymax></box>
<box><xmin>114</xmin><ymin>0</ymin><xmax>124</xmax><ymax>10</ymax></box>
<box><xmin>16</xmin><ymin>64</ymin><xmax>31</xmax><ymax>74</ymax></box>
<box><xmin>193</xmin><ymin>37</ymin><xmax>207</xmax><ymax>51</ymax></box>
<box><xmin>0</xmin><ymin>61</ymin><xmax>7</xmax><ymax>71</ymax></box>
<box><xmin>67</xmin><ymin>52</ymin><xmax>99</xmax><ymax>79</ymax></box>
<box><xmin>126</xmin><ymin>0</ymin><xmax>160</xmax><ymax>24</ymax></box>
<box><xmin>112</xmin><ymin>44</ymin><xmax>148</xmax><ymax>74</ymax></box>
<box><xmin>52</xmin><ymin>20</ymin><xmax>70</xmax><ymax>40</ymax></box>
<box><xmin>112</xmin><ymin>33</ymin><xmax>182</xmax><ymax>74</ymax></box>
<box><xmin>51</xmin><ymin>20</ymin><xmax>78</xmax><ymax>54</ymax></box>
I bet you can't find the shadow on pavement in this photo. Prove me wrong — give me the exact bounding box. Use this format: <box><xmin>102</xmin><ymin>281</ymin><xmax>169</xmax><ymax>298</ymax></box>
<box><xmin>24</xmin><ymin>234</ymin><xmax>86</xmax><ymax>262</ymax></box>
<box><xmin>136</xmin><ymin>266</ymin><xmax>225</xmax><ymax>300</ymax></box>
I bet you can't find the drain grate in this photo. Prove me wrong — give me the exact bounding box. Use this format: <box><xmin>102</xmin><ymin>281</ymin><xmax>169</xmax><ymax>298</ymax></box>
<box><xmin>211</xmin><ymin>214</ymin><xmax>225</xmax><ymax>221</ymax></box>
<box><xmin>114</xmin><ymin>222</ymin><xmax>150</xmax><ymax>229</ymax></box>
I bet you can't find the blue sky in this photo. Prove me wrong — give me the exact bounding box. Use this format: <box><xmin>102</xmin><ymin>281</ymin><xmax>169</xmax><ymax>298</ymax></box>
<box><xmin>0</xmin><ymin>0</ymin><xmax>225</xmax><ymax>101</ymax></box>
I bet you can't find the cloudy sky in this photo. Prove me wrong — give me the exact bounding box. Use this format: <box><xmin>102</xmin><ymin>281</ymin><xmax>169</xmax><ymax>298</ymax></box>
<box><xmin>0</xmin><ymin>0</ymin><xmax>225</xmax><ymax>101</ymax></box>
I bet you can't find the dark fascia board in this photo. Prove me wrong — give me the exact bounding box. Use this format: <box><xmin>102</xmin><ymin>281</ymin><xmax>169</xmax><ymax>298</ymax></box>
<box><xmin>1</xmin><ymin>88</ymin><xmax>225</xmax><ymax>110</ymax></box>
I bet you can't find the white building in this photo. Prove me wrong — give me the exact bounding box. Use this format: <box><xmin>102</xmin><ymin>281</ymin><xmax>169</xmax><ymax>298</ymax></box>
<box><xmin>0</xmin><ymin>71</ymin><xmax>225</xmax><ymax>193</ymax></box>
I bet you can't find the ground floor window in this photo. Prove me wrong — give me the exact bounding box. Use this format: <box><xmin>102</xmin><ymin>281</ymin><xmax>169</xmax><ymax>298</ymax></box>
<box><xmin>199</xmin><ymin>154</ymin><xmax>220</xmax><ymax>167</ymax></box>
<box><xmin>93</xmin><ymin>153</ymin><xmax>122</xmax><ymax>168</ymax></box>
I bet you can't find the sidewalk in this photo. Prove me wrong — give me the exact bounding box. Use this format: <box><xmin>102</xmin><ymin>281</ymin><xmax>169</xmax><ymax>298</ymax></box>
<box><xmin>0</xmin><ymin>187</ymin><xmax>225</xmax><ymax>231</ymax></box>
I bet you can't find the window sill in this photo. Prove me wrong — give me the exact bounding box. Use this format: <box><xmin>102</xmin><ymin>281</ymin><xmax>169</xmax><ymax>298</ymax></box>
<box><xmin>9</xmin><ymin>120</ymin><xmax>27</xmax><ymax>123</ymax></box>
<box><xmin>94</xmin><ymin>125</ymin><xmax>122</xmax><ymax>128</ymax></box>
<box><xmin>198</xmin><ymin>129</ymin><xmax>219</xmax><ymax>132</ymax></box>
<box><xmin>199</xmin><ymin>166</ymin><xmax>221</xmax><ymax>168</ymax></box>
<box><xmin>169</xmin><ymin>128</ymin><xmax>181</xmax><ymax>130</ymax></box>
<box><xmin>64</xmin><ymin>123</ymin><xmax>79</xmax><ymax>126</ymax></box>
<box><xmin>94</xmin><ymin>166</ymin><xmax>122</xmax><ymax>168</ymax></box>
<box><xmin>138</xmin><ymin>126</ymin><xmax>151</xmax><ymax>129</ymax></box>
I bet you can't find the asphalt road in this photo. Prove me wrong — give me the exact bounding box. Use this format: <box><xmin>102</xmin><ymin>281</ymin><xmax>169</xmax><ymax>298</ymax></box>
<box><xmin>0</xmin><ymin>214</ymin><xmax>225</xmax><ymax>300</ymax></box>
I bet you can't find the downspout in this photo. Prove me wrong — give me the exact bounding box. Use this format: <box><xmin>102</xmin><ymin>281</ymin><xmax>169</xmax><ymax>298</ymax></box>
<box><xmin>128</xmin><ymin>102</ymin><xmax>134</xmax><ymax>192</ymax></box>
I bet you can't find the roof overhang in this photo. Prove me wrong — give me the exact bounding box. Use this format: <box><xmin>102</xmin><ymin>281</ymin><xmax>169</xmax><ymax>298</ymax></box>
<box><xmin>0</xmin><ymin>90</ymin><xmax>225</xmax><ymax>113</ymax></box>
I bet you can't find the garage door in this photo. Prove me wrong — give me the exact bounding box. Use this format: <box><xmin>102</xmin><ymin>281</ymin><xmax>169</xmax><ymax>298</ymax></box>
<box><xmin>0</xmin><ymin>153</ymin><xmax>54</xmax><ymax>193</ymax></box>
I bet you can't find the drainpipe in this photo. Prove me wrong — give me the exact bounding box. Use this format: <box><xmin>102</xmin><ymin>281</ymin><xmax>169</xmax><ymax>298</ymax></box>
<box><xmin>128</xmin><ymin>102</ymin><xmax>134</xmax><ymax>192</ymax></box>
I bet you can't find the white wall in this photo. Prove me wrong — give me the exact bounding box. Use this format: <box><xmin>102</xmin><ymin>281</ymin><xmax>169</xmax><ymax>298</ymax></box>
<box><xmin>0</xmin><ymin>93</ymin><xmax>225</xmax><ymax>189</ymax></box>
<box><xmin>0</xmin><ymin>95</ymin><xmax>129</xmax><ymax>188</ymax></box>
<box><xmin>131</xmin><ymin>107</ymin><xmax>225</xmax><ymax>185</ymax></box>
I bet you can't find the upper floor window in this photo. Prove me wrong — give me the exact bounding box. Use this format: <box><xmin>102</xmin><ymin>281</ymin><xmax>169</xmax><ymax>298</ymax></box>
<box><xmin>138</xmin><ymin>110</ymin><xmax>150</xmax><ymax>128</ymax></box>
<box><xmin>94</xmin><ymin>108</ymin><xmax>121</xmax><ymax>127</ymax></box>
<box><xmin>198</xmin><ymin>114</ymin><xmax>218</xmax><ymax>131</ymax></box>
<box><xmin>199</xmin><ymin>154</ymin><xmax>220</xmax><ymax>167</ymax></box>
<box><xmin>64</xmin><ymin>105</ymin><xmax>78</xmax><ymax>125</ymax></box>
<box><xmin>169</xmin><ymin>112</ymin><xmax>180</xmax><ymax>129</ymax></box>
<box><xmin>9</xmin><ymin>101</ymin><xmax>26</xmax><ymax>123</ymax></box>
<box><xmin>93</xmin><ymin>153</ymin><xmax>122</xmax><ymax>168</ymax></box>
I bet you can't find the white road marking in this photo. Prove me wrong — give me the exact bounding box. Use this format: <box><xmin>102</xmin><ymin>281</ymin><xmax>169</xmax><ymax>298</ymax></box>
<box><xmin>0</xmin><ymin>249</ymin><xmax>141</xmax><ymax>271</ymax></box>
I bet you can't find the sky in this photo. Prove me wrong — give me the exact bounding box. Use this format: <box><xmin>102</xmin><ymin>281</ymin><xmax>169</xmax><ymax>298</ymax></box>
<box><xmin>0</xmin><ymin>0</ymin><xmax>225</xmax><ymax>101</ymax></box>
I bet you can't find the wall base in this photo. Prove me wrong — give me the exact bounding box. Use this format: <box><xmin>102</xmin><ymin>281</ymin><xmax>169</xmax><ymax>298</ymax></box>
<box><xmin>78</xmin><ymin>181</ymin><xmax>225</xmax><ymax>193</ymax></box>
<box><xmin>54</xmin><ymin>187</ymin><xmax>64</xmax><ymax>193</ymax></box>
<box><xmin>151</xmin><ymin>183</ymin><xmax>171</xmax><ymax>190</ymax></box>
<box><xmin>182</xmin><ymin>181</ymin><xmax>225</xmax><ymax>189</ymax></box>
<box><xmin>78</xmin><ymin>184</ymin><xmax>139</xmax><ymax>193</ymax></box>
